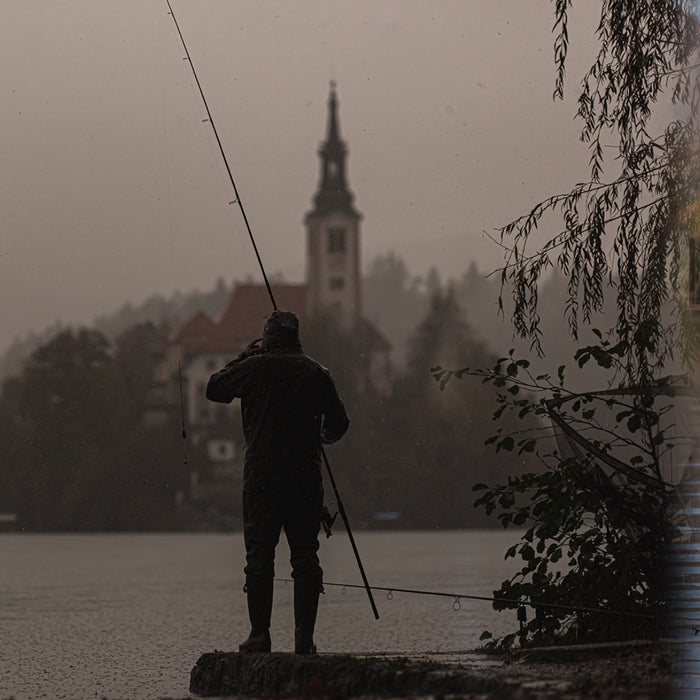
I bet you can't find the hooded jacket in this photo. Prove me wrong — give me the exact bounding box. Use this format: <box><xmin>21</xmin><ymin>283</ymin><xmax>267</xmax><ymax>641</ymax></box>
<box><xmin>206</xmin><ymin>313</ymin><xmax>349</xmax><ymax>496</ymax></box>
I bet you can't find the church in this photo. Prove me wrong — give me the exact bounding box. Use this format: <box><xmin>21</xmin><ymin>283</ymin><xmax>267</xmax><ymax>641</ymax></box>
<box><xmin>154</xmin><ymin>83</ymin><xmax>390</xmax><ymax>490</ymax></box>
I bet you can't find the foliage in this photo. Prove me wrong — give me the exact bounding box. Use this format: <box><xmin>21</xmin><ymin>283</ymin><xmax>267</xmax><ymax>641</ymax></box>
<box><xmin>0</xmin><ymin>325</ymin><xmax>187</xmax><ymax>530</ymax></box>
<box><xmin>301</xmin><ymin>289</ymin><xmax>537</xmax><ymax>528</ymax></box>
<box><xmin>383</xmin><ymin>288</ymin><xmax>516</xmax><ymax>527</ymax></box>
<box><xmin>434</xmin><ymin>338</ymin><xmax>690</xmax><ymax>648</ymax></box>
<box><xmin>0</xmin><ymin>278</ymin><xmax>540</xmax><ymax>531</ymax></box>
<box><xmin>498</xmin><ymin>1</ymin><xmax>700</xmax><ymax>382</ymax></box>
<box><xmin>438</xmin><ymin>0</ymin><xmax>700</xmax><ymax>648</ymax></box>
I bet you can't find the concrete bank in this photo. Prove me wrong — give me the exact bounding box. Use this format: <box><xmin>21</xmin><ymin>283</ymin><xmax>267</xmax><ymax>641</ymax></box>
<box><xmin>189</xmin><ymin>640</ymin><xmax>674</xmax><ymax>698</ymax></box>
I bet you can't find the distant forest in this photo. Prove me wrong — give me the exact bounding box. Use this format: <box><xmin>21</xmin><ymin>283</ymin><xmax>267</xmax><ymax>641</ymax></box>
<box><xmin>0</xmin><ymin>254</ymin><xmax>619</xmax><ymax>531</ymax></box>
<box><xmin>0</xmin><ymin>253</ymin><xmax>614</xmax><ymax>386</ymax></box>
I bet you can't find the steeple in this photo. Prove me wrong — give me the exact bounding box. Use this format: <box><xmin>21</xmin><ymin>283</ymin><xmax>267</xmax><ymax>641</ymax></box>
<box><xmin>307</xmin><ymin>81</ymin><xmax>361</xmax><ymax>219</ymax></box>
<box><xmin>304</xmin><ymin>82</ymin><xmax>363</xmax><ymax>330</ymax></box>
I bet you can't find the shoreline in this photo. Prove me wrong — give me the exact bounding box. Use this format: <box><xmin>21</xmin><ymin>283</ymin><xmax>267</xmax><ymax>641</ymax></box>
<box><xmin>189</xmin><ymin>639</ymin><xmax>676</xmax><ymax>699</ymax></box>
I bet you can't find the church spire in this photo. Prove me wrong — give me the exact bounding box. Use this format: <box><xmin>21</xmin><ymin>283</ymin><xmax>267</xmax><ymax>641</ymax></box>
<box><xmin>307</xmin><ymin>81</ymin><xmax>360</xmax><ymax>219</ymax></box>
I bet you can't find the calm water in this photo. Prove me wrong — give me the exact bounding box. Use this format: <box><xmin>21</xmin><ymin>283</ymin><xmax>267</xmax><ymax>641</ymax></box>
<box><xmin>0</xmin><ymin>530</ymin><xmax>521</xmax><ymax>699</ymax></box>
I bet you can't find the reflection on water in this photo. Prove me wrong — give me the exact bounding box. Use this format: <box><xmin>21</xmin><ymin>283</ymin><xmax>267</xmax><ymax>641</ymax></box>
<box><xmin>0</xmin><ymin>530</ymin><xmax>519</xmax><ymax>700</ymax></box>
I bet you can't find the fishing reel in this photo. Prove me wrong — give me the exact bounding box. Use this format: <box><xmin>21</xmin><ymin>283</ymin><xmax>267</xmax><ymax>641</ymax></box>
<box><xmin>321</xmin><ymin>504</ymin><xmax>338</xmax><ymax>538</ymax></box>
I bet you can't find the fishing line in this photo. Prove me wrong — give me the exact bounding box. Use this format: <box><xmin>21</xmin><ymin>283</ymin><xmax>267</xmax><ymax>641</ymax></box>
<box><xmin>164</xmin><ymin>0</ymin><xmax>277</xmax><ymax>312</ymax></box>
<box><xmin>163</xmin><ymin>0</ymin><xmax>378</xmax><ymax>619</ymax></box>
<box><xmin>275</xmin><ymin>579</ymin><xmax>658</xmax><ymax>621</ymax></box>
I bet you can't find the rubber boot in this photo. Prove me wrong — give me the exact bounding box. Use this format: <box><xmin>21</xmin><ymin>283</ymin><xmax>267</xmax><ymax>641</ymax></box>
<box><xmin>294</xmin><ymin>577</ymin><xmax>321</xmax><ymax>654</ymax></box>
<box><xmin>239</xmin><ymin>576</ymin><xmax>273</xmax><ymax>653</ymax></box>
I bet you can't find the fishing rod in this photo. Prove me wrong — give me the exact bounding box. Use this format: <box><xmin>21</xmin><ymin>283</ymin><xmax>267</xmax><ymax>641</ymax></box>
<box><xmin>275</xmin><ymin>578</ymin><xmax>668</xmax><ymax>646</ymax></box>
<box><xmin>164</xmin><ymin>0</ymin><xmax>276</xmax><ymax>312</ymax></box>
<box><xmin>164</xmin><ymin>0</ymin><xmax>379</xmax><ymax>620</ymax></box>
<box><xmin>322</xmin><ymin>449</ymin><xmax>380</xmax><ymax>619</ymax></box>
<box><xmin>307</xmin><ymin>580</ymin><xmax>658</xmax><ymax>620</ymax></box>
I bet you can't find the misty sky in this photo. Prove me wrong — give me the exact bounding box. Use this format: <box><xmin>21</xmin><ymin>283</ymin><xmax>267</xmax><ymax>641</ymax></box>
<box><xmin>1</xmin><ymin>1</ymin><xmax>602</xmax><ymax>355</ymax></box>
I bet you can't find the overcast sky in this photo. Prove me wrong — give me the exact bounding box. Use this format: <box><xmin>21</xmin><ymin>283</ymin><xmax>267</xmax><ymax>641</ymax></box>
<box><xmin>1</xmin><ymin>1</ymin><xmax>603</xmax><ymax>355</ymax></box>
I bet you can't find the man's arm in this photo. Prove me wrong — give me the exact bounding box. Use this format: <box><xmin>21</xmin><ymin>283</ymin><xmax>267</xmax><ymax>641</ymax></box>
<box><xmin>206</xmin><ymin>339</ymin><xmax>262</xmax><ymax>403</ymax></box>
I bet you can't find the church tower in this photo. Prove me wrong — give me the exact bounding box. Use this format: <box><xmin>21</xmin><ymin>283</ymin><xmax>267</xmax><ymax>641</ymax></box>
<box><xmin>305</xmin><ymin>82</ymin><xmax>362</xmax><ymax>331</ymax></box>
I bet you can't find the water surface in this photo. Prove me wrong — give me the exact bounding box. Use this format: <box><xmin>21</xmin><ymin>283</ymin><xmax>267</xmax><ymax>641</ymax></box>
<box><xmin>0</xmin><ymin>530</ymin><xmax>520</xmax><ymax>699</ymax></box>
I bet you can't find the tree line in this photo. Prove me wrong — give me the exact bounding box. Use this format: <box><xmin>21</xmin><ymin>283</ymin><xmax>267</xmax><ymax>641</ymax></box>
<box><xmin>0</xmin><ymin>268</ymin><xmax>536</xmax><ymax>531</ymax></box>
<box><xmin>0</xmin><ymin>324</ymin><xmax>186</xmax><ymax>530</ymax></box>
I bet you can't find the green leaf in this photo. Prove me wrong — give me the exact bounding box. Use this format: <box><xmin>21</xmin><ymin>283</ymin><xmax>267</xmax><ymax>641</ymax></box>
<box><xmin>492</xmin><ymin>405</ymin><xmax>507</xmax><ymax>420</ymax></box>
<box><xmin>513</xmin><ymin>511</ymin><xmax>528</xmax><ymax>525</ymax></box>
<box><xmin>626</xmin><ymin>414</ymin><xmax>642</xmax><ymax>432</ymax></box>
<box><xmin>595</xmin><ymin>352</ymin><xmax>613</xmax><ymax>369</ymax></box>
<box><xmin>520</xmin><ymin>544</ymin><xmax>535</xmax><ymax>561</ymax></box>
<box><xmin>518</xmin><ymin>438</ymin><xmax>536</xmax><ymax>454</ymax></box>
<box><xmin>497</xmin><ymin>436</ymin><xmax>515</xmax><ymax>452</ymax></box>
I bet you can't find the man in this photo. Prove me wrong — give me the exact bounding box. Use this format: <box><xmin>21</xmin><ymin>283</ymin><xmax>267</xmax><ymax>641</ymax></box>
<box><xmin>206</xmin><ymin>310</ymin><xmax>349</xmax><ymax>654</ymax></box>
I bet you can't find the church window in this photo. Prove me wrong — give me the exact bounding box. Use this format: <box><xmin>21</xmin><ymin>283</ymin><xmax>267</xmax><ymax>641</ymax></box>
<box><xmin>328</xmin><ymin>227</ymin><xmax>346</xmax><ymax>253</ymax></box>
<box><xmin>330</xmin><ymin>276</ymin><xmax>345</xmax><ymax>290</ymax></box>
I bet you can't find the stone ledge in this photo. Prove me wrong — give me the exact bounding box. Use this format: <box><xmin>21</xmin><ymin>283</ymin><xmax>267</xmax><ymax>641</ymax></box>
<box><xmin>190</xmin><ymin>652</ymin><xmax>500</xmax><ymax>697</ymax></box>
<box><xmin>189</xmin><ymin>643</ymin><xmax>674</xmax><ymax>698</ymax></box>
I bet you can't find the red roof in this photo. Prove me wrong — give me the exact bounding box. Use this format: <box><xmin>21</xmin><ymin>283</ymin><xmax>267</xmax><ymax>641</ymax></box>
<box><xmin>173</xmin><ymin>282</ymin><xmax>390</xmax><ymax>356</ymax></box>
<box><xmin>173</xmin><ymin>310</ymin><xmax>239</xmax><ymax>356</ymax></box>
<box><xmin>216</xmin><ymin>283</ymin><xmax>308</xmax><ymax>342</ymax></box>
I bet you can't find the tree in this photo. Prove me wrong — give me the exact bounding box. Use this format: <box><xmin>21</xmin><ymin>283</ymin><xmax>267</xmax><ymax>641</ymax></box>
<box><xmin>362</xmin><ymin>252</ymin><xmax>429</xmax><ymax>367</ymax></box>
<box><xmin>384</xmin><ymin>289</ymin><xmax>535</xmax><ymax>528</ymax></box>
<box><xmin>434</xmin><ymin>344</ymin><xmax>690</xmax><ymax>646</ymax></box>
<box><xmin>436</xmin><ymin>2</ymin><xmax>700</xmax><ymax>646</ymax></box>
<box><xmin>499</xmin><ymin>2</ymin><xmax>699</xmax><ymax>383</ymax></box>
<box><xmin>8</xmin><ymin>328</ymin><xmax>114</xmax><ymax>529</ymax></box>
<box><xmin>0</xmin><ymin>326</ymin><xmax>185</xmax><ymax>530</ymax></box>
<box><xmin>296</xmin><ymin>294</ymin><xmax>536</xmax><ymax>528</ymax></box>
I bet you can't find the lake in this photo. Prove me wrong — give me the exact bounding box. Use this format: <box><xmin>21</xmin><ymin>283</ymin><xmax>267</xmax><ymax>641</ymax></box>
<box><xmin>0</xmin><ymin>529</ymin><xmax>526</xmax><ymax>699</ymax></box>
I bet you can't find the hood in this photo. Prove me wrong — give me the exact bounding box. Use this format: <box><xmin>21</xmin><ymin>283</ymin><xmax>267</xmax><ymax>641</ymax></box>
<box><xmin>261</xmin><ymin>310</ymin><xmax>303</xmax><ymax>352</ymax></box>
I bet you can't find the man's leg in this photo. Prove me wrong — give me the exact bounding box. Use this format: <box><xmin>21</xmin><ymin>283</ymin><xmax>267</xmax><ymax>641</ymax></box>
<box><xmin>240</xmin><ymin>491</ymin><xmax>282</xmax><ymax>653</ymax></box>
<box><xmin>284</xmin><ymin>493</ymin><xmax>323</xmax><ymax>654</ymax></box>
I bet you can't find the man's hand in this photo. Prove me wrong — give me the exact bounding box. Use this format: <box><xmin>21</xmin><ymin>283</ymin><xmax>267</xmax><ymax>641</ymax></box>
<box><xmin>242</xmin><ymin>338</ymin><xmax>263</xmax><ymax>357</ymax></box>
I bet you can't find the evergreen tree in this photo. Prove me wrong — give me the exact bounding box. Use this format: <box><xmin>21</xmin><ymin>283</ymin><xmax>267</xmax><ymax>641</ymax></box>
<box><xmin>383</xmin><ymin>289</ymin><xmax>533</xmax><ymax>527</ymax></box>
<box><xmin>362</xmin><ymin>252</ymin><xmax>428</xmax><ymax>367</ymax></box>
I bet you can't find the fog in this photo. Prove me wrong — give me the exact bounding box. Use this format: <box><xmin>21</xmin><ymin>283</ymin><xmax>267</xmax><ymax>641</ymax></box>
<box><xmin>1</xmin><ymin>1</ymin><xmax>600</xmax><ymax>356</ymax></box>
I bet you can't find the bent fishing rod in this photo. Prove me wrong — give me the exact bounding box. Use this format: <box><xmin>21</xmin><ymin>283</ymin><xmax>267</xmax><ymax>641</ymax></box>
<box><xmin>164</xmin><ymin>0</ymin><xmax>379</xmax><ymax>621</ymax></box>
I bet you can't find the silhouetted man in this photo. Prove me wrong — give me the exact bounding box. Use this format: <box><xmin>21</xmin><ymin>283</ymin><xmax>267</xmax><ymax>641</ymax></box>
<box><xmin>206</xmin><ymin>310</ymin><xmax>349</xmax><ymax>654</ymax></box>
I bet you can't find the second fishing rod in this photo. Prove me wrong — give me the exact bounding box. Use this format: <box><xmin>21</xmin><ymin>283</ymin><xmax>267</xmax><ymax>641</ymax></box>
<box><xmin>164</xmin><ymin>0</ymin><xmax>379</xmax><ymax>621</ymax></box>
